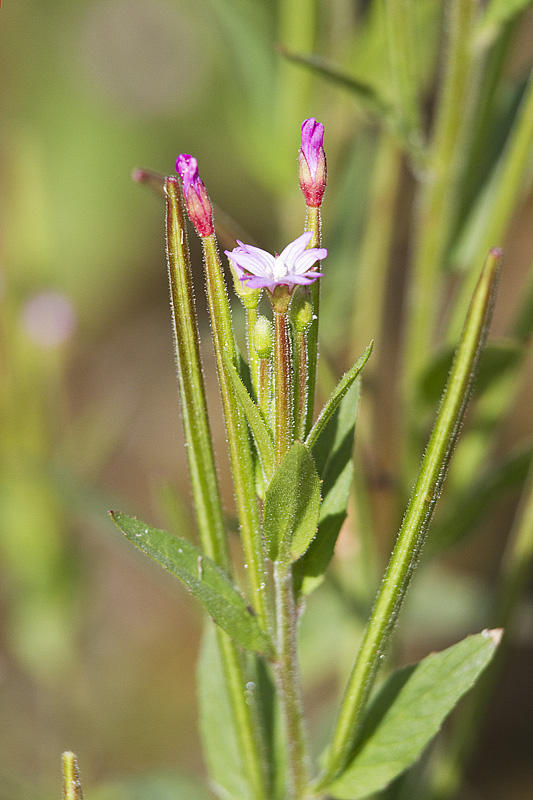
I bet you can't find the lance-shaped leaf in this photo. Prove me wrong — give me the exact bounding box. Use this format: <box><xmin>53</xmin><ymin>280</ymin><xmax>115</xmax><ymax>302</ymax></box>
<box><xmin>110</xmin><ymin>512</ymin><xmax>272</xmax><ymax>655</ymax></box>
<box><xmin>326</xmin><ymin>630</ymin><xmax>502</xmax><ymax>799</ymax></box>
<box><xmin>306</xmin><ymin>342</ymin><xmax>373</xmax><ymax>452</ymax></box>
<box><xmin>294</xmin><ymin>380</ymin><xmax>361</xmax><ymax>595</ymax></box>
<box><xmin>263</xmin><ymin>442</ymin><xmax>321</xmax><ymax>562</ymax></box>
<box><xmin>224</xmin><ymin>354</ymin><xmax>275</xmax><ymax>482</ymax></box>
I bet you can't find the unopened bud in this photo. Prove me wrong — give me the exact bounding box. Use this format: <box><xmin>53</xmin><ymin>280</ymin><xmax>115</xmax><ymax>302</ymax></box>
<box><xmin>253</xmin><ymin>315</ymin><xmax>273</xmax><ymax>359</ymax></box>
<box><xmin>228</xmin><ymin>261</ymin><xmax>262</xmax><ymax>309</ymax></box>
<box><xmin>175</xmin><ymin>154</ymin><xmax>214</xmax><ymax>237</ymax></box>
<box><xmin>298</xmin><ymin>118</ymin><xmax>326</xmax><ymax>208</ymax></box>
<box><xmin>289</xmin><ymin>290</ymin><xmax>313</xmax><ymax>332</ymax></box>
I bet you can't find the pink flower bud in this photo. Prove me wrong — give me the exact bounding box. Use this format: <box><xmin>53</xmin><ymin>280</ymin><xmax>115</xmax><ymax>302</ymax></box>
<box><xmin>298</xmin><ymin>118</ymin><xmax>326</xmax><ymax>207</ymax></box>
<box><xmin>175</xmin><ymin>153</ymin><xmax>214</xmax><ymax>237</ymax></box>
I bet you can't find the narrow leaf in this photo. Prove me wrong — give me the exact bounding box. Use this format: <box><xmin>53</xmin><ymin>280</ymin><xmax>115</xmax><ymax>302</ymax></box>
<box><xmin>294</xmin><ymin>380</ymin><xmax>361</xmax><ymax>595</ymax></box>
<box><xmin>306</xmin><ymin>342</ymin><xmax>373</xmax><ymax>452</ymax></box>
<box><xmin>110</xmin><ymin>512</ymin><xmax>271</xmax><ymax>655</ymax></box>
<box><xmin>263</xmin><ymin>442</ymin><xmax>321</xmax><ymax>562</ymax></box>
<box><xmin>278</xmin><ymin>47</ymin><xmax>390</xmax><ymax>114</ymax></box>
<box><xmin>477</xmin><ymin>0</ymin><xmax>533</xmax><ymax>47</ymax></box>
<box><xmin>198</xmin><ymin>625</ymin><xmax>254</xmax><ymax>800</ymax></box>
<box><xmin>224</xmin><ymin>354</ymin><xmax>275</xmax><ymax>481</ymax></box>
<box><xmin>326</xmin><ymin>631</ymin><xmax>502</xmax><ymax>799</ymax></box>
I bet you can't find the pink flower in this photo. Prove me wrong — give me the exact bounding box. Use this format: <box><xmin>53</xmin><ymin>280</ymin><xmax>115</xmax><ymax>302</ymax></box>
<box><xmin>225</xmin><ymin>232</ymin><xmax>327</xmax><ymax>292</ymax></box>
<box><xmin>175</xmin><ymin>153</ymin><xmax>214</xmax><ymax>237</ymax></box>
<box><xmin>298</xmin><ymin>118</ymin><xmax>326</xmax><ymax>207</ymax></box>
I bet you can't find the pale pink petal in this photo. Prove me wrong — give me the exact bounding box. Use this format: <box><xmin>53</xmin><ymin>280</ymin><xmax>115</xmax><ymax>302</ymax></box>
<box><xmin>278</xmin><ymin>231</ymin><xmax>313</xmax><ymax>265</ymax></box>
<box><xmin>292</xmin><ymin>247</ymin><xmax>328</xmax><ymax>274</ymax></box>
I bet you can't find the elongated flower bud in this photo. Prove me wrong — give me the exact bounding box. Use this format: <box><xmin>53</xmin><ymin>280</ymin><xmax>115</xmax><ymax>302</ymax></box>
<box><xmin>175</xmin><ymin>154</ymin><xmax>214</xmax><ymax>237</ymax></box>
<box><xmin>298</xmin><ymin>118</ymin><xmax>326</xmax><ymax>207</ymax></box>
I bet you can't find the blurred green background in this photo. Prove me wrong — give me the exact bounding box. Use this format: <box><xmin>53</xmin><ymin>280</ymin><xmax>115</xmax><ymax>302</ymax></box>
<box><xmin>1</xmin><ymin>1</ymin><xmax>533</xmax><ymax>798</ymax></box>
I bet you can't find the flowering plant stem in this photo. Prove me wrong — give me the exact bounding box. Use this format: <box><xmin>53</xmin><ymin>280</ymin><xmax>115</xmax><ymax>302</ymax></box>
<box><xmin>166</xmin><ymin>182</ymin><xmax>268</xmax><ymax>798</ymax></box>
<box><xmin>274</xmin><ymin>309</ymin><xmax>292</xmax><ymax>464</ymax></box>
<box><xmin>201</xmin><ymin>235</ymin><xmax>269</xmax><ymax>631</ymax></box>
<box><xmin>318</xmin><ymin>248</ymin><xmax>501</xmax><ymax>788</ymax></box>
<box><xmin>303</xmin><ymin>205</ymin><xmax>321</xmax><ymax>437</ymax></box>
<box><xmin>273</xmin><ymin>560</ymin><xmax>310</xmax><ymax>800</ymax></box>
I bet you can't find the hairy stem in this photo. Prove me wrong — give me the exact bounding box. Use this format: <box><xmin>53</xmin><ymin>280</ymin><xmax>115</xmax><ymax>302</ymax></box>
<box><xmin>319</xmin><ymin>249</ymin><xmax>501</xmax><ymax>787</ymax></box>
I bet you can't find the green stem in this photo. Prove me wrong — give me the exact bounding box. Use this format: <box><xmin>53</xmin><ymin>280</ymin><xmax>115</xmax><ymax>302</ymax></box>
<box><xmin>62</xmin><ymin>752</ymin><xmax>83</xmax><ymax>800</ymax></box>
<box><xmin>293</xmin><ymin>329</ymin><xmax>308</xmax><ymax>442</ymax></box>
<box><xmin>318</xmin><ymin>249</ymin><xmax>502</xmax><ymax>788</ymax></box>
<box><xmin>246</xmin><ymin>306</ymin><xmax>260</xmax><ymax>400</ymax></box>
<box><xmin>384</xmin><ymin>0</ymin><xmax>423</xmax><ymax>149</ymax></box>
<box><xmin>201</xmin><ymin>235</ymin><xmax>269</xmax><ymax>631</ymax></box>
<box><xmin>303</xmin><ymin>206</ymin><xmax>321</xmax><ymax>437</ymax></box>
<box><xmin>166</xmin><ymin>183</ymin><xmax>268</xmax><ymax>798</ymax></box>
<box><xmin>258</xmin><ymin>356</ymin><xmax>271</xmax><ymax>424</ymax></box>
<box><xmin>274</xmin><ymin>310</ymin><xmax>293</xmax><ymax>464</ymax></box>
<box><xmin>274</xmin><ymin>560</ymin><xmax>310</xmax><ymax>799</ymax></box>
<box><xmin>404</xmin><ymin>0</ymin><xmax>477</xmax><ymax>413</ymax></box>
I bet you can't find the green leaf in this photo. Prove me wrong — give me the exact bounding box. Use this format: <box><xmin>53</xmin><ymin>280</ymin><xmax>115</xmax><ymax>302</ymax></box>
<box><xmin>263</xmin><ymin>442</ymin><xmax>321</xmax><ymax>562</ymax></box>
<box><xmin>306</xmin><ymin>342</ymin><xmax>373</xmax><ymax>452</ymax></box>
<box><xmin>326</xmin><ymin>630</ymin><xmax>501</xmax><ymax>799</ymax></box>
<box><xmin>198</xmin><ymin>625</ymin><xmax>253</xmax><ymax>800</ymax></box>
<box><xmin>224</xmin><ymin>354</ymin><xmax>275</xmax><ymax>481</ymax></box>
<box><xmin>110</xmin><ymin>512</ymin><xmax>271</xmax><ymax>655</ymax></box>
<box><xmin>294</xmin><ymin>380</ymin><xmax>361</xmax><ymax>595</ymax></box>
<box><xmin>279</xmin><ymin>47</ymin><xmax>391</xmax><ymax>116</ymax></box>
<box><xmin>477</xmin><ymin>0</ymin><xmax>533</xmax><ymax>47</ymax></box>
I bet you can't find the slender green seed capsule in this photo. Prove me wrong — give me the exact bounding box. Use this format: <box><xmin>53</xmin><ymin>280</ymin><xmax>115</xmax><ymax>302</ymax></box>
<box><xmin>290</xmin><ymin>289</ymin><xmax>313</xmax><ymax>332</ymax></box>
<box><xmin>62</xmin><ymin>752</ymin><xmax>83</xmax><ymax>800</ymax></box>
<box><xmin>253</xmin><ymin>315</ymin><xmax>273</xmax><ymax>359</ymax></box>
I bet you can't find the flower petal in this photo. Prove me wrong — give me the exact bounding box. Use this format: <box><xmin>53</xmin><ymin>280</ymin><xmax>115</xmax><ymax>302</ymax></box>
<box><xmin>226</xmin><ymin>249</ymin><xmax>272</xmax><ymax>278</ymax></box>
<box><xmin>278</xmin><ymin>231</ymin><xmax>313</xmax><ymax>265</ymax></box>
<box><xmin>292</xmin><ymin>247</ymin><xmax>328</xmax><ymax>274</ymax></box>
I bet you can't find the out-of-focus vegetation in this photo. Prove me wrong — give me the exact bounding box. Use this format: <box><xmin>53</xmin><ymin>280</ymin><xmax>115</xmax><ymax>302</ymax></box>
<box><xmin>1</xmin><ymin>1</ymin><xmax>532</xmax><ymax>798</ymax></box>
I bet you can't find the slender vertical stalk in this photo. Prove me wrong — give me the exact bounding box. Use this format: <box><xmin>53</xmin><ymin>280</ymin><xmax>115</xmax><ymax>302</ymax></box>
<box><xmin>318</xmin><ymin>250</ymin><xmax>501</xmax><ymax>788</ymax></box>
<box><xmin>384</xmin><ymin>0</ymin><xmax>423</xmax><ymax>149</ymax></box>
<box><xmin>62</xmin><ymin>752</ymin><xmax>83</xmax><ymax>800</ymax></box>
<box><xmin>293</xmin><ymin>330</ymin><xmax>308</xmax><ymax>441</ymax></box>
<box><xmin>166</xmin><ymin>182</ymin><xmax>268</xmax><ymax>798</ymax></box>
<box><xmin>246</xmin><ymin>306</ymin><xmax>260</xmax><ymax>400</ymax></box>
<box><xmin>273</xmin><ymin>560</ymin><xmax>310</xmax><ymax>799</ymax></box>
<box><xmin>404</xmin><ymin>0</ymin><xmax>477</xmax><ymax>411</ymax></box>
<box><xmin>258</xmin><ymin>357</ymin><xmax>271</xmax><ymax>422</ymax></box>
<box><xmin>273</xmin><ymin>310</ymin><xmax>293</xmax><ymax>464</ymax></box>
<box><xmin>201</xmin><ymin>235</ymin><xmax>269</xmax><ymax>630</ymax></box>
<box><xmin>303</xmin><ymin>205</ymin><xmax>321</xmax><ymax>437</ymax></box>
